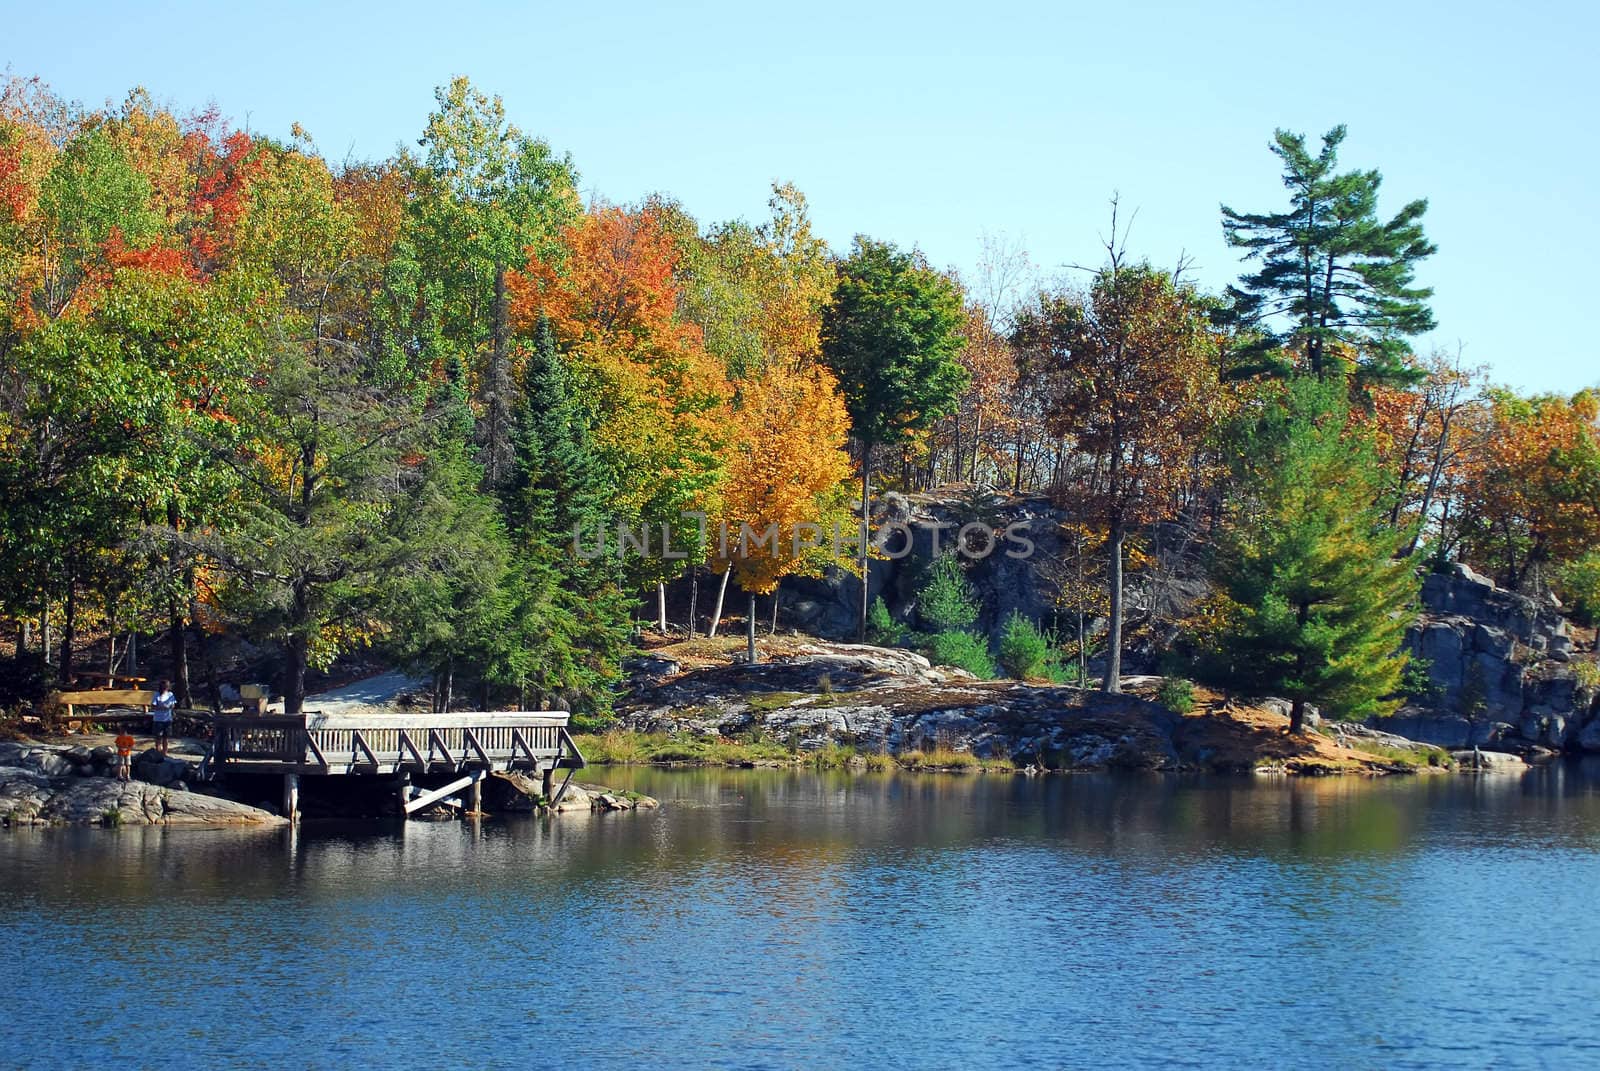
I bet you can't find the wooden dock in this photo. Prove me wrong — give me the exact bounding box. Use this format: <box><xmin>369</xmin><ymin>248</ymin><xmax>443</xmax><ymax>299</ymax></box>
<box><xmin>210</xmin><ymin>711</ymin><xmax>586</xmax><ymax>820</ymax></box>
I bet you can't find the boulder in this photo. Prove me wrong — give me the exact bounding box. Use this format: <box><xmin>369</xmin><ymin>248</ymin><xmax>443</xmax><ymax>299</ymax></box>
<box><xmin>1</xmin><ymin>768</ymin><xmax>284</xmax><ymax>826</ymax></box>
<box><xmin>132</xmin><ymin>750</ymin><xmax>191</xmax><ymax>787</ymax></box>
<box><xmin>1578</xmin><ymin>718</ymin><xmax>1600</xmax><ymax>753</ymax></box>
<box><xmin>622</xmin><ymin>654</ymin><xmax>682</xmax><ymax>681</ymax></box>
<box><xmin>1451</xmin><ymin>749</ymin><xmax>1528</xmax><ymax>772</ymax></box>
<box><xmin>22</xmin><ymin>748</ymin><xmax>75</xmax><ymax>778</ymax></box>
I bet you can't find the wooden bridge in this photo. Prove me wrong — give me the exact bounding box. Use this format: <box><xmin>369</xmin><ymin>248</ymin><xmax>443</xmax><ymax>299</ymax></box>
<box><xmin>209</xmin><ymin>711</ymin><xmax>585</xmax><ymax>820</ymax></box>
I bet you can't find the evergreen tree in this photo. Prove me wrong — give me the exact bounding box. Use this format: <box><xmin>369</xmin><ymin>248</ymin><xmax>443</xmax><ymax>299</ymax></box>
<box><xmin>500</xmin><ymin>314</ymin><xmax>629</xmax><ymax>712</ymax></box>
<box><xmin>1199</xmin><ymin>380</ymin><xmax>1419</xmax><ymax>733</ymax></box>
<box><xmin>917</xmin><ymin>554</ymin><xmax>980</xmax><ymax>633</ymax></box>
<box><xmin>1222</xmin><ymin>126</ymin><xmax>1436</xmax><ymax>382</ymax></box>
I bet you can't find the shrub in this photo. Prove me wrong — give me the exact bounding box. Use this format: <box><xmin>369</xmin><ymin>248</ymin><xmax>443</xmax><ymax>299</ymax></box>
<box><xmin>918</xmin><ymin>555</ymin><xmax>980</xmax><ymax>633</ymax></box>
<box><xmin>866</xmin><ymin>597</ymin><xmax>900</xmax><ymax>646</ymax></box>
<box><xmin>1156</xmin><ymin>676</ymin><xmax>1196</xmax><ymax>714</ymax></box>
<box><xmin>997</xmin><ymin>611</ymin><xmax>1054</xmax><ymax>680</ymax></box>
<box><xmin>928</xmin><ymin>630</ymin><xmax>995</xmax><ymax>679</ymax></box>
<box><xmin>1559</xmin><ymin>552</ymin><xmax>1600</xmax><ymax>627</ymax></box>
<box><xmin>1573</xmin><ymin>659</ymin><xmax>1600</xmax><ymax>695</ymax></box>
<box><xmin>1400</xmin><ymin>657</ymin><xmax>1439</xmax><ymax>703</ymax></box>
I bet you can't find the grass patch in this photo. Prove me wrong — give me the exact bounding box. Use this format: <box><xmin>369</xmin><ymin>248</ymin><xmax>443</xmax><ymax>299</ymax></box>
<box><xmin>1346</xmin><ymin>740</ymin><xmax>1451</xmax><ymax>768</ymax></box>
<box><xmin>745</xmin><ymin>691</ymin><xmax>807</xmax><ymax>713</ymax></box>
<box><xmin>897</xmin><ymin>746</ymin><xmax>982</xmax><ymax>771</ymax></box>
<box><xmin>808</xmin><ymin>743</ymin><xmax>858</xmax><ymax>769</ymax></box>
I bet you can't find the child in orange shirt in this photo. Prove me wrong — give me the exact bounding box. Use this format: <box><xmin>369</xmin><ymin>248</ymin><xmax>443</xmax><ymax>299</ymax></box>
<box><xmin>114</xmin><ymin>729</ymin><xmax>136</xmax><ymax>782</ymax></box>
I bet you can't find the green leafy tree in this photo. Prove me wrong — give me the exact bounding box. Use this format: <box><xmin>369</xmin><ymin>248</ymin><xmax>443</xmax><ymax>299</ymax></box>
<box><xmin>821</xmin><ymin>237</ymin><xmax>967</xmax><ymax>638</ymax></box>
<box><xmin>1222</xmin><ymin>125</ymin><xmax>1435</xmax><ymax>382</ymax></box>
<box><xmin>401</xmin><ymin>78</ymin><xmax>580</xmax><ymax>488</ymax></box>
<box><xmin>1199</xmin><ymin>380</ymin><xmax>1420</xmax><ymax>733</ymax></box>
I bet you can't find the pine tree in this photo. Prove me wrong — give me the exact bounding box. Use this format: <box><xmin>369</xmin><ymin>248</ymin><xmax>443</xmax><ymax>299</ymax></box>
<box><xmin>500</xmin><ymin>314</ymin><xmax>629</xmax><ymax>711</ymax></box>
<box><xmin>1222</xmin><ymin>126</ymin><xmax>1436</xmax><ymax>383</ymax></box>
<box><xmin>1199</xmin><ymin>379</ymin><xmax>1420</xmax><ymax>733</ymax></box>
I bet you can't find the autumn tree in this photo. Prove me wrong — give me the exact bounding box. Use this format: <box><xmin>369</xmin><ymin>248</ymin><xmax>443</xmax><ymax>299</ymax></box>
<box><xmin>510</xmin><ymin>202</ymin><xmax>730</xmax><ymax>621</ymax></box>
<box><xmin>1013</xmin><ymin>247</ymin><xmax>1222</xmax><ymax>693</ymax></box>
<box><xmin>710</xmin><ymin>360</ymin><xmax>854</xmax><ymax>661</ymax></box>
<box><xmin>1222</xmin><ymin>125</ymin><xmax>1435</xmax><ymax>383</ymax></box>
<box><xmin>1459</xmin><ymin>388</ymin><xmax>1600</xmax><ymax>591</ymax></box>
<box><xmin>820</xmin><ymin>237</ymin><xmax>966</xmax><ymax>638</ymax></box>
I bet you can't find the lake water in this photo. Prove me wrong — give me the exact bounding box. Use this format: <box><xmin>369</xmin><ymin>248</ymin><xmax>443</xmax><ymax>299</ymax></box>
<box><xmin>5</xmin><ymin>766</ymin><xmax>1600</xmax><ymax>1069</ymax></box>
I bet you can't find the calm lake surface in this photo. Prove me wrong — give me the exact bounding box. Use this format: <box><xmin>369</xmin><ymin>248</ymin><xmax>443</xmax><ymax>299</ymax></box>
<box><xmin>6</xmin><ymin>767</ymin><xmax>1600</xmax><ymax>1070</ymax></box>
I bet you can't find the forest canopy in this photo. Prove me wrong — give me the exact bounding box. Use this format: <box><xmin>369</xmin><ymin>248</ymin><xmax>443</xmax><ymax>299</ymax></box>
<box><xmin>2</xmin><ymin>74</ymin><xmax>1595</xmax><ymax>720</ymax></box>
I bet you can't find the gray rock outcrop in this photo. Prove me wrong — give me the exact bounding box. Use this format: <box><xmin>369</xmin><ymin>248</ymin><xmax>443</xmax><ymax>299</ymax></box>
<box><xmin>1369</xmin><ymin>565</ymin><xmax>1600</xmax><ymax>752</ymax></box>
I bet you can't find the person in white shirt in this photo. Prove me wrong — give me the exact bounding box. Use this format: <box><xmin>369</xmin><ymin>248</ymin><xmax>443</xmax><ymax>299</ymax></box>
<box><xmin>150</xmin><ymin>679</ymin><xmax>177</xmax><ymax>756</ymax></box>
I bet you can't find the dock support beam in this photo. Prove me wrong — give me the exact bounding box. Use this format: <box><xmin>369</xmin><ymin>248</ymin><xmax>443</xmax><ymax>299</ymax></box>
<box><xmin>395</xmin><ymin>771</ymin><xmax>411</xmax><ymax>818</ymax></box>
<box><xmin>282</xmin><ymin>773</ymin><xmax>300</xmax><ymax>823</ymax></box>
<box><xmin>542</xmin><ymin>765</ymin><xmax>554</xmax><ymax>801</ymax></box>
<box><xmin>467</xmin><ymin>772</ymin><xmax>483</xmax><ymax>815</ymax></box>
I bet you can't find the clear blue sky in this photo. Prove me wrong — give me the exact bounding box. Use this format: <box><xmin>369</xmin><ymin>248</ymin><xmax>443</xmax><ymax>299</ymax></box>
<box><xmin>6</xmin><ymin>0</ymin><xmax>1594</xmax><ymax>393</ymax></box>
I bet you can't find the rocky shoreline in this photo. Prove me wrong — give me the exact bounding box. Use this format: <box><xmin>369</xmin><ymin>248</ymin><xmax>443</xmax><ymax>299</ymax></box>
<box><xmin>614</xmin><ymin>639</ymin><xmax>1543</xmax><ymax>776</ymax></box>
<box><xmin>0</xmin><ymin>742</ymin><xmax>286</xmax><ymax>827</ymax></box>
<box><xmin>0</xmin><ymin>740</ymin><xmax>660</xmax><ymax>828</ymax></box>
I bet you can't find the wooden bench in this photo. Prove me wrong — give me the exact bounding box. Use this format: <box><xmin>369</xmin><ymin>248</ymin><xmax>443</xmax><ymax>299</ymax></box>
<box><xmin>47</xmin><ymin>689</ymin><xmax>154</xmax><ymax>724</ymax></box>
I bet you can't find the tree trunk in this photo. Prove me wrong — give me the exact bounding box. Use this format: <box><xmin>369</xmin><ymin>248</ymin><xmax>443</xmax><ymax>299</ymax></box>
<box><xmin>770</xmin><ymin>584</ymin><xmax>780</xmax><ymax>635</ymax></box>
<box><xmin>128</xmin><ymin>630</ymin><xmax>138</xmax><ymax>675</ymax></box>
<box><xmin>708</xmin><ymin>569</ymin><xmax>731</xmax><ymax>638</ymax></box>
<box><xmin>283</xmin><ymin>577</ymin><xmax>309</xmax><ymax>715</ymax></box>
<box><xmin>285</xmin><ymin>632</ymin><xmax>307</xmax><ymax>716</ymax></box>
<box><xmin>1103</xmin><ymin>519</ymin><xmax>1125</xmax><ymax>694</ymax></box>
<box><xmin>656</xmin><ymin>582</ymin><xmax>668</xmax><ymax>633</ymax></box>
<box><xmin>687</xmin><ymin>565</ymin><xmax>699</xmax><ymax>639</ymax></box>
<box><xmin>196</xmin><ymin>619</ymin><xmax>223</xmax><ymax>714</ymax></box>
<box><xmin>1075</xmin><ymin>529</ymin><xmax>1088</xmax><ymax>690</ymax></box>
<box><xmin>484</xmin><ymin>263</ymin><xmax>510</xmax><ymax>488</ymax></box>
<box><xmin>1289</xmin><ymin>697</ymin><xmax>1306</xmax><ymax>735</ymax></box>
<box><xmin>970</xmin><ymin>410</ymin><xmax>983</xmax><ymax>483</ymax></box>
<box><xmin>857</xmin><ymin>449</ymin><xmax>873</xmax><ymax>641</ymax></box>
<box><xmin>952</xmin><ymin>406</ymin><xmax>963</xmax><ymax>485</ymax></box>
<box><xmin>167</xmin><ymin>501</ymin><xmax>192</xmax><ymax>707</ymax></box>
<box><xmin>747</xmin><ymin>593</ymin><xmax>758</xmax><ymax>664</ymax></box>
<box><xmin>58</xmin><ymin>561</ymin><xmax>77</xmax><ymax>686</ymax></box>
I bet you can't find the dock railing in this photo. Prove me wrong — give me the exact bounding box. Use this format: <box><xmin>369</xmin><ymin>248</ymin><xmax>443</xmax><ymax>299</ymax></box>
<box><xmin>211</xmin><ymin>710</ymin><xmax>584</xmax><ymax>776</ymax></box>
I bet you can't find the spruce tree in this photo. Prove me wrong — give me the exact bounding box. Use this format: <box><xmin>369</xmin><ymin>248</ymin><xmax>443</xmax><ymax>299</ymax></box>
<box><xmin>1222</xmin><ymin>126</ymin><xmax>1436</xmax><ymax>383</ymax></box>
<box><xmin>1200</xmin><ymin>380</ymin><xmax>1419</xmax><ymax>733</ymax></box>
<box><xmin>500</xmin><ymin>315</ymin><xmax>629</xmax><ymax>711</ymax></box>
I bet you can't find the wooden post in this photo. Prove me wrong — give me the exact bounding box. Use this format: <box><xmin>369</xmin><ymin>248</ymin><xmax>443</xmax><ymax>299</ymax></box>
<box><xmin>396</xmin><ymin>771</ymin><xmax>411</xmax><ymax>819</ymax></box>
<box><xmin>282</xmin><ymin>773</ymin><xmax>300</xmax><ymax>823</ymax></box>
<box><xmin>541</xmin><ymin>765</ymin><xmax>554</xmax><ymax>802</ymax></box>
<box><xmin>468</xmin><ymin>771</ymin><xmax>483</xmax><ymax>815</ymax></box>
